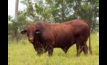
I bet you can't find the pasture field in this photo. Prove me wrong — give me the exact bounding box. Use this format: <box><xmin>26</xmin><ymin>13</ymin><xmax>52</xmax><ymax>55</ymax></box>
<box><xmin>8</xmin><ymin>34</ymin><xmax>99</xmax><ymax>65</ymax></box>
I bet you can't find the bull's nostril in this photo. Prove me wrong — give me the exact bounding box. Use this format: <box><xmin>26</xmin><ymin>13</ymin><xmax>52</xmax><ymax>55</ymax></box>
<box><xmin>29</xmin><ymin>38</ymin><xmax>33</xmax><ymax>40</ymax></box>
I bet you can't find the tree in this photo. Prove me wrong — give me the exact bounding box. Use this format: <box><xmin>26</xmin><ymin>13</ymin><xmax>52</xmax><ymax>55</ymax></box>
<box><xmin>13</xmin><ymin>0</ymin><xmax>19</xmax><ymax>42</ymax></box>
<box><xmin>15</xmin><ymin>0</ymin><xmax>19</xmax><ymax>19</ymax></box>
<box><xmin>70</xmin><ymin>0</ymin><xmax>99</xmax><ymax>32</ymax></box>
<box><xmin>20</xmin><ymin>0</ymin><xmax>99</xmax><ymax>32</ymax></box>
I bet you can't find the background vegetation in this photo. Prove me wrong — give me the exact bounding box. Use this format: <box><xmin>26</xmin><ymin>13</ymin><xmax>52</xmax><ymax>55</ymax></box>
<box><xmin>8</xmin><ymin>0</ymin><xmax>99</xmax><ymax>42</ymax></box>
<box><xmin>8</xmin><ymin>0</ymin><xmax>99</xmax><ymax>65</ymax></box>
<box><xmin>8</xmin><ymin>34</ymin><xmax>99</xmax><ymax>65</ymax></box>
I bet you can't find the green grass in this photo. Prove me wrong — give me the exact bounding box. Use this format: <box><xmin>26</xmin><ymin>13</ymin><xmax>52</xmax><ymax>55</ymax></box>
<box><xmin>8</xmin><ymin>34</ymin><xmax>99</xmax><ymax>65</ymax></box>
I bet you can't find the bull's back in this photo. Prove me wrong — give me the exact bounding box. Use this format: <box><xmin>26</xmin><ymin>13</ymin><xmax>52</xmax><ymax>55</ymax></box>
<box><xmin>42</xmin><ymin>20</ymin><xmax>90</xmax><ymax>47</ymax></box>
<box><xmin>70</xmin><ymin>19</ymin><xmax>90</xmax><ymax>34</ymax></box>
<box><xmin>53</xmin><ymin>20</ymin><xmax>90</xmax><ymax>47</ymax></box>
<box><xmin>46</xmin><ymin>22</ymin><xmax>74</xmax><ymax>47</ymax></box>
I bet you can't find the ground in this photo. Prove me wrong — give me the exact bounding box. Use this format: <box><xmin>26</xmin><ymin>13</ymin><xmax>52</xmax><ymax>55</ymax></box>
<box><xmin>8</xmin><ymin>34</ymin><xmax>99</xmax><ymax>65</ymax></box>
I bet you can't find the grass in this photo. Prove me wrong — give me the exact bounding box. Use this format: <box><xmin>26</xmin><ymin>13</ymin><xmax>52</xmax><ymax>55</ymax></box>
<box><xmin>8</xmin><ymin>34</ymin><xmax>99</xmax><ymax>65</ymax></box>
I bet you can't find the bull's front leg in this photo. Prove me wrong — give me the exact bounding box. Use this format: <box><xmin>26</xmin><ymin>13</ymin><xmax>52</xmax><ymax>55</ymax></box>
<box><xmin>46</xmin><ymin>42</ymin><xmax>54</xmax><ymax>56</ymax></box>
<box><xmin>48</xmin><ymin>47</ymin><xmax>53</xmax><ymax>56</ymax></box>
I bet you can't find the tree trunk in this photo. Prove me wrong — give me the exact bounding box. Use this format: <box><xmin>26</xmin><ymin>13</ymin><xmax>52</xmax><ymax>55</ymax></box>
<box><xmin>14</xmin><ymin>28</ymin><xmax>18</xmax><ymax>42</ymax></box>
<box><xmin>15</xmin><ymin>0</ymin><xmax>19</xmax><ymax>19</ymax></box>
<box><xmin>14</xmin><ymin>0</ymin><xmax>19</xmax><ymax>43</ymax></box>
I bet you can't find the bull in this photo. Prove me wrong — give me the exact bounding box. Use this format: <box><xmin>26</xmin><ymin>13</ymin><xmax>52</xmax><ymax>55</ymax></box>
<box><xmin>21</xmin><ymin>19</ymin><xmax>92</xmax><ymax>56</ymax></box>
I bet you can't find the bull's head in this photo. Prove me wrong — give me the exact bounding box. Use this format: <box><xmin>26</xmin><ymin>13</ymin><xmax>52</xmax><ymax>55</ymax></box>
<box><xmin>21</xmin><ymin>24</ymin><xmax>41</xmax><ymax>43</ymax></box>
<box><xmin>21</xmin><ymin>22</ymin><xmax>47</xmax><ymax>55</ymax></box>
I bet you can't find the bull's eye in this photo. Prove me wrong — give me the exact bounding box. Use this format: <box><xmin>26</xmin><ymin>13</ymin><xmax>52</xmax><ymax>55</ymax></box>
<box><xmin>35</xmin><ymin>30</ymin><xmax>40</xmax><ymax>35</ymax></box>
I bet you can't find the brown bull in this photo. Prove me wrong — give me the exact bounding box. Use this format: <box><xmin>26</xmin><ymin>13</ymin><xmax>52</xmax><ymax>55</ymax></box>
<box><xmin>21</xmin><ymin>19</ymin><xmax>92</xmax><ymax>56</ymax></box>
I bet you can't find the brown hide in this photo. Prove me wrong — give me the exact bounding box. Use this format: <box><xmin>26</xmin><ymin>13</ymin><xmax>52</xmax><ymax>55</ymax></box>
<box><xmin>21</xmin><ymin>19</ymin><xmax>92</xmax><ymax>56</ymax></box>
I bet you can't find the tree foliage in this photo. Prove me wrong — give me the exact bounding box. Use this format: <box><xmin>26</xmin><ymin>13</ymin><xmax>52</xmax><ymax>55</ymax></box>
<box><xmin>8</xmin><ymin>0</ymin><xmax>99</xmax><ymax>41</ymax></box>
<box><xmin>8</xmin><ymin>11</ymin><xmax>31</xmax><ymax>41</ymax></box>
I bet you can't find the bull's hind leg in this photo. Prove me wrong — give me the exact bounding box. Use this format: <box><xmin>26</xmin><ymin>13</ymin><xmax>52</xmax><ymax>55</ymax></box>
<box><xmin>76</xmin><ymin>43</ymin><xmax>84</xmax><ymax>56</ymax></box>
<box><xmin>83</xmin><ymin>43</ymin><xmax>88</xmax><ymax>55</ymax></box>
<box><xmin>76</xmin><ymin>34</ymin><xmax>88</xmax><ymax>56</ymax></box>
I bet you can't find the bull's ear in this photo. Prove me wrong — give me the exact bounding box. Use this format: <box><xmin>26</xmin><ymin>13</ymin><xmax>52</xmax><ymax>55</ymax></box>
<box><xmin>35</xmin><ymin>30</ymin><xmax>41</xmax><ymax>35</ymax></box>
<box><xmin>21</xmin><ymin>30</ymin><xmax>27</xmax><ymax>34</ymax></box>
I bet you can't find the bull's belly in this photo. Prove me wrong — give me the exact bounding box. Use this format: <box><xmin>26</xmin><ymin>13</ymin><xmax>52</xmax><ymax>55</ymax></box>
<box><xmin>53</xmin><ymin>41</ymin><xmax>74</xmax><ymax>48</ymax></box>
<box><xmin>53</xmin><ymin>37</ymin><xmax>75</xmax><ymax>47</ymax></box>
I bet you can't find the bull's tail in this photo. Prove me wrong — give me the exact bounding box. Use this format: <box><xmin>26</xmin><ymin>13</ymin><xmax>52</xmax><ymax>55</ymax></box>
<box><xmin>89</xmin><ymin>31</ymin><xmax>92</xmax><ymax>55</ymax></box>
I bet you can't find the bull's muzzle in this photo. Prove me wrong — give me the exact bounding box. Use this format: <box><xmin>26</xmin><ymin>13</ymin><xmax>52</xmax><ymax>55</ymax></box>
<box><xmin>29</xmin><ymin>38</ymin><xmax>34</xmax><ymax>43</ymax></box>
